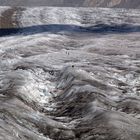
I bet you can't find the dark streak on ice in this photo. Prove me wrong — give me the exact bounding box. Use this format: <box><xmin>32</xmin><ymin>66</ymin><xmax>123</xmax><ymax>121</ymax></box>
<box><xmin>1</xmin><ymin>23</ymin><xmax>140</xmax><ymax>37</ymax></box>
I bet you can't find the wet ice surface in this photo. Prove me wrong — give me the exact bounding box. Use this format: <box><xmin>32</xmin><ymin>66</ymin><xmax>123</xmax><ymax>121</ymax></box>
<box><xmin>1</xmin><ymin>7</ymin><xmax>140</xmax><ymax>140</ymax></box>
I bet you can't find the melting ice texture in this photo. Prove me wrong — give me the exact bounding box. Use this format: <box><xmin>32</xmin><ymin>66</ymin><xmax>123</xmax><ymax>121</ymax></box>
<box><xmin>0</xmin><ymin>6</ymin><xmax>140</xmax><ymax>140</ymax></box>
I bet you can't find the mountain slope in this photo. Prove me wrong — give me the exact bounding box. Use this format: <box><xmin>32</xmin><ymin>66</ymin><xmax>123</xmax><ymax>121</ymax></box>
<box><xmin>0</xmin><ymin>0</ymin><xmax>140</xmax><ymax>8</ymax></box>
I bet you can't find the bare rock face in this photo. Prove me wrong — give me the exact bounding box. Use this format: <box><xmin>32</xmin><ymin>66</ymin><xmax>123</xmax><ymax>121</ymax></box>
<box><xmin>83</xmin><ymin>0</ymin><xmax>140</xmax><ymax>8</ymax></box>
<box><xmin>0</xmin><ymin>0</ymin><xmax>140</xmax><ymax>8</ymax></box>
<box><xmin>0</xmin><ymin>6</ymin><xmax>140</xmax><ymax>140</ymax></box>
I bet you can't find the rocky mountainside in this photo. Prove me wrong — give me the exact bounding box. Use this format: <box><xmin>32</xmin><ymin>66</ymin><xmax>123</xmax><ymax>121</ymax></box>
<box><xmin>0</xmin><ymin>0</ymin><xmax>140</xmax><ymax>8</ymax></box>
<box><xmin>83</xmin><ymin>0</ymin><xmax>140</xmax><ymax>8</ymax></box>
